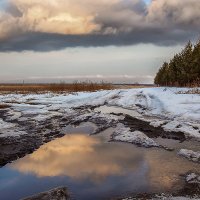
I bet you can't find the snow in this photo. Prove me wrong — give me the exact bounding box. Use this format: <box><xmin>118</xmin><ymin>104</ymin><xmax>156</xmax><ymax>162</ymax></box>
<box><xmin>0</xmin><ymin>119</ymin><xmax>15</xmax><ymax>130</ymax></box>
<box><xmin>186</xmin><ymin>172</ymin><xmax>200</xmax><ymax>184</ymax></box>
<box><xmin>112</xmin><ymin>123</ymin><xmax>159</xmax><ymax>148</ymax></box>
<box><xmin>0</xmin><ymin>87</ymin><xmax>200</xmax><ymax>139</ymax></box>
<box><xmin>149</xmin><ymin>119</ymin><xmax>168</xmax><ymax>127</ymax></box>
<box><xmin>6</xmin><ymin>110</ymin><xmax>22</xmax><ymax>121</ymax></box>
<box><xmin>153</xmin><ymin>197</ymin><xmax>199</xmax><ymax>200</ymax></box>
<box><xmin>123</xmin><ymin>197</ymin><xmax>199</xmax><ymax>200</ymax></box>
<box><xmin>160</xmin><ymin>198</ymin><xmax>199</xmax><ymax>200</ymax></box>
<box><xmin>108</xmin><ymin>87</ymin><xmax>200</xmax><ymax>140</ymax></box>
<box><xmin>107</xmin><ymin>88</ymin><xmax>200</xmax><ymax>140</ymax></box>
<box><xmin>0</xmin><ymin>119</ymin><xmax>26</xmax><ymax>137</ymax></box>
<box><xmin>0</xmin><ymin>130</ymin><xmax>27</xmax><ymax>138</ymax></box>
<box><xmin>178</xmin><ymin>149</ymin><xmax>200</xmax><ymax>163</ymax></box>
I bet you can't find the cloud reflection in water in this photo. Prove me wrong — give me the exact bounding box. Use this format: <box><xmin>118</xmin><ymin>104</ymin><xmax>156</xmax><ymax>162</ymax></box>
<box><xmin>10</xmin><ymin>134</ymin><xmax>143</xmax><ymax>183</ymax></box>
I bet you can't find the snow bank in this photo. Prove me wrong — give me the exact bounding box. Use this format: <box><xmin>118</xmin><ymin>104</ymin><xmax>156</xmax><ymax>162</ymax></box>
<box><xmin>112</xmin><ymin>124</ymin><xmax>159</xmax><ymax>148</ymax></box>
<box><xmin>178</xmin><ymin>149</ymin><xmax>200</xmax><ymax>163</ymax></box>
<box><xmin>107</xmin><ymin>87</ymin><xmax>200</xmax><ymax>140</ymax></box>
<box><xmin>0</xmin><ymin>87</ymin><xmax>200</xmax><ymax>139</ymax></box>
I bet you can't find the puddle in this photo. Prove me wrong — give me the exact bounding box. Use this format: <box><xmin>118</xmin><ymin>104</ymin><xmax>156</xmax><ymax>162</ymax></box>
<box><xmin>95</xmin><ymin>105</ymin><xmax>141</xmax><ymax>118</ymax></box>
<box><xmin>155</xmin><ymin>137</ymin><xmax>200</xmax><ymax>152</ymax></box>
<box><xmin>0</xmin><ymin>125</ymin><xmax>199</xmax><ymax>200</ymax></box>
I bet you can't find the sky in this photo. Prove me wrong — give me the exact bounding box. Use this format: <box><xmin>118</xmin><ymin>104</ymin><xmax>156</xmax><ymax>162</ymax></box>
<box><xmin>0</xmin><ymin>0</ymin><xmax>199</xmax><ymax>83</ymax></box>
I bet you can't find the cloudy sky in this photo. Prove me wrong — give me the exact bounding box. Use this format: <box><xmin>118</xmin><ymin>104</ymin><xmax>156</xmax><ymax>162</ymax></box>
<box><xmin>0</xmin><ymin>0</ymin><xmax>199</xmax><ymax>83</ymax></box>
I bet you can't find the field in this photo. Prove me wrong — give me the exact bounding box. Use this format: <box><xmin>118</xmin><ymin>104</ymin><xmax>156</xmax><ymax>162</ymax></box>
<box><xmin>0</xmin><ymin>82</ymin><xmax>113</xmax><ymax>93</ymax></box>
<box><xmin>0</xmin><ymin>83</ymin><xmax>158</xmax><ymax>94</ymax></box>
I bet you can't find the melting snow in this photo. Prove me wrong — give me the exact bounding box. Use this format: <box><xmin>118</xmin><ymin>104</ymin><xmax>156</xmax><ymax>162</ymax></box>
<box><xmin>178</xmin><ymin>149</ymin><xmax>200</xmax><ymax>163</ymax></box>
<box><xmin>112</xmin><ymin>124</ymin><xmax>159</xmax><ymax>148</ymax></box>
<box><xmin>0</xmin><ymin>119</ymin><xmax>15</xmax><ymax>130</ymax></box>
<box><xmin>0</xmin><ymin>87</ymin><xmax>200</xmax><ymax>139</ymax></box>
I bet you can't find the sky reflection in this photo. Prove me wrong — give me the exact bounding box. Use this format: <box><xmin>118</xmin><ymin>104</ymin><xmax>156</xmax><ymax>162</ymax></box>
<box><xmin>10</xmin><ymin>134</ymin><xmax>143</xmax><ymax>183</ymax></box>
<box><xmin>1</xmin><ymin>132</ymin><xmax>199</xmax><ymax>200</ymax></box>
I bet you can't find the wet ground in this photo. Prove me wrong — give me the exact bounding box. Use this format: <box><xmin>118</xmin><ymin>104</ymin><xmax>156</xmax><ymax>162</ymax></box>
<box><xmin>0</xmin><ymin>104</ymin><xmax>197</xmax><ymax>167</ymax></box>
<box><xmin>0</xmin><ymin>103</ymin><xmax>200</xmax><ymax>199</ymax></box>
<box><xmin>0</xmin><ymin>123</ymin><xmax>199</xmax><ymax>200</ymax></box>
<box><xmin>96</xmin><ymin>106</ymin><xmax>187</xmax><ymax>142</ymax></box>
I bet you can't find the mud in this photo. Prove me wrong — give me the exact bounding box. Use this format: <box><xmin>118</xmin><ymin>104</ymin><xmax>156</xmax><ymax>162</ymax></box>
<box><xmin>121</xmin><ymin>114</ymin><xmax>186</xmax><ymax>142</ymax></box>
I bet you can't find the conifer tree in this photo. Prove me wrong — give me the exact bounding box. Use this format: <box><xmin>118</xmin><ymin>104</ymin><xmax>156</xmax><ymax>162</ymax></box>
<box><xmin>154</xmin><ymin>40</ymin><xmax>200</xmax><ymax>87</ymax></box>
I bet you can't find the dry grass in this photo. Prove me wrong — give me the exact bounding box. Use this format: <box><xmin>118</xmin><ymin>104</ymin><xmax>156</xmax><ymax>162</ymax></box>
<box><xmin>0</xmin><ymin>82</ymin><xmax>113</xmax><ymax>94</ymax></box>
<box><xmin>113</xmin><ymin>84</ymin><xmax>156</xmax><ymax>89</ymax></box>
<box><xmin>0</xmin><ymin>104</ymin><xmax>11</xmax><ymax>109</ymax></box>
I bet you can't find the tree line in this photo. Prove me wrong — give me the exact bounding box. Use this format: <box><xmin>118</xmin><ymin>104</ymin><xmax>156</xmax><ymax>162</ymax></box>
<box><xmin>154</xmin><ymin>40</ymin><xmax>200</xmax><ymax>87</ymax></box>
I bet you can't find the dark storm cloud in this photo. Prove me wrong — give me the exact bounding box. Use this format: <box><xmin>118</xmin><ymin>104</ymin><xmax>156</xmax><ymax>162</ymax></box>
<box><xmin>0</xmin><ymin>0</ymin><xmax>200</xmax><ymax>51</ymax></box>
<box><xmin>0</xmin><ymin>30</ymin><xmax>196</xmax><ymax>52</ymax></box>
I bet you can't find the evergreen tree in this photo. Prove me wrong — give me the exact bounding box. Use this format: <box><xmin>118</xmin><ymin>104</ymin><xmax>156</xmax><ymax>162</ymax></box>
<box><xmin>154</xmin><ymin>40</ymin><xmax>200</xmax><ymax>87</ymax></box>
<box><xmin>191</xmin><ymin>40</ymin><xmax>200</xmax><ymax>85</ymax></box>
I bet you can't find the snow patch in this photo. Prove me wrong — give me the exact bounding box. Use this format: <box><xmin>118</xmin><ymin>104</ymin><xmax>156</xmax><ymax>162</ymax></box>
<box><xmin>0</xmin><ymin>119</ymin><xmax>27</xmax><ymax>137</ymax></box>
<box><xmin>122</xmin><ymin>196</ymin><xmax>199</xmax><ymax>200</ymax></box>
<box><xmin>150</xmin><ymin>119</ymin><xmax>168</xmax><ymax>127</ymax></box>
<box><xmin>186</xmin><ymin>173</ymin><xmax>200</xmax><ymax>184</ymax></box>
<box><xmin>0</xmin><ymin>130</ymin><xmax>27</xmax><ymax>138</ymax></box>
<box><xmin>1</xmin><ymin>87</ymin><xmax>200</xmax><ymax>139</ymax></box>
<box><xmin>0</xmin><ymin>119</ymin><xmax>15</xmax><ymax>129</ymax></box>
<box><xmin>112</xmin><ymin>124</ymin><xmax>159</xmax><ymax>148</ymax></box>
<box><xmin>178</xmin><ymin>149</ymin><xmax>200</xmax><ymax>163</ymax></box>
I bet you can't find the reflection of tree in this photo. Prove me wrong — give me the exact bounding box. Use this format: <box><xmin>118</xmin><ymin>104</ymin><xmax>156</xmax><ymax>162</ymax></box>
<box><xmin>11</xmin><ymin>134</ymin><xmax>142</xmax><ymax>183</ymax></box>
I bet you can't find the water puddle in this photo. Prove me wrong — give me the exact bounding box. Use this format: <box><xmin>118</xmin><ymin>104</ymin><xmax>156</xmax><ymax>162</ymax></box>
<box><xmin>155</xmin><ymin>137</ymin><xmax>200</xmax><ymax>152</ymax></box>
<box><xmin>0</xmin><ymin>125</ymin><xmax>199</xmax><ymax>200</ymax></box>
<box><xmin>95</xmin><ymin>105</ymin><xmax>141</xmax><ymax>118</ymax></box>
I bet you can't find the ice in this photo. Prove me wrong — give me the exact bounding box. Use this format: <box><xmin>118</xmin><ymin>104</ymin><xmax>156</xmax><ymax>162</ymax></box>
<box><xmin>178</xmin><ymin>149</ymin><xmax>200</xmax><ymax>163</ymax></box>
<box><xmin>113</xmin><ymin>123</ymin><xmax>159</xmax><ymax>148</ymax></box>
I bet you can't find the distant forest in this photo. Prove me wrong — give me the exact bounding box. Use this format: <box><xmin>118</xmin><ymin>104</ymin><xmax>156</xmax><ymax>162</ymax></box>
<box><xmin>154</xmin><ymin>40</ymin><xmax>200</xmax><ymax>87</ymax></box>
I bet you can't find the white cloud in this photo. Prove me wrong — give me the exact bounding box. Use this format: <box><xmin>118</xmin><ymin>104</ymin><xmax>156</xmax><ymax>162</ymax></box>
<box><xmin>0</xmin><ymin>0</ymin><xmax>199</xmax><ymax>50</ymax></box>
